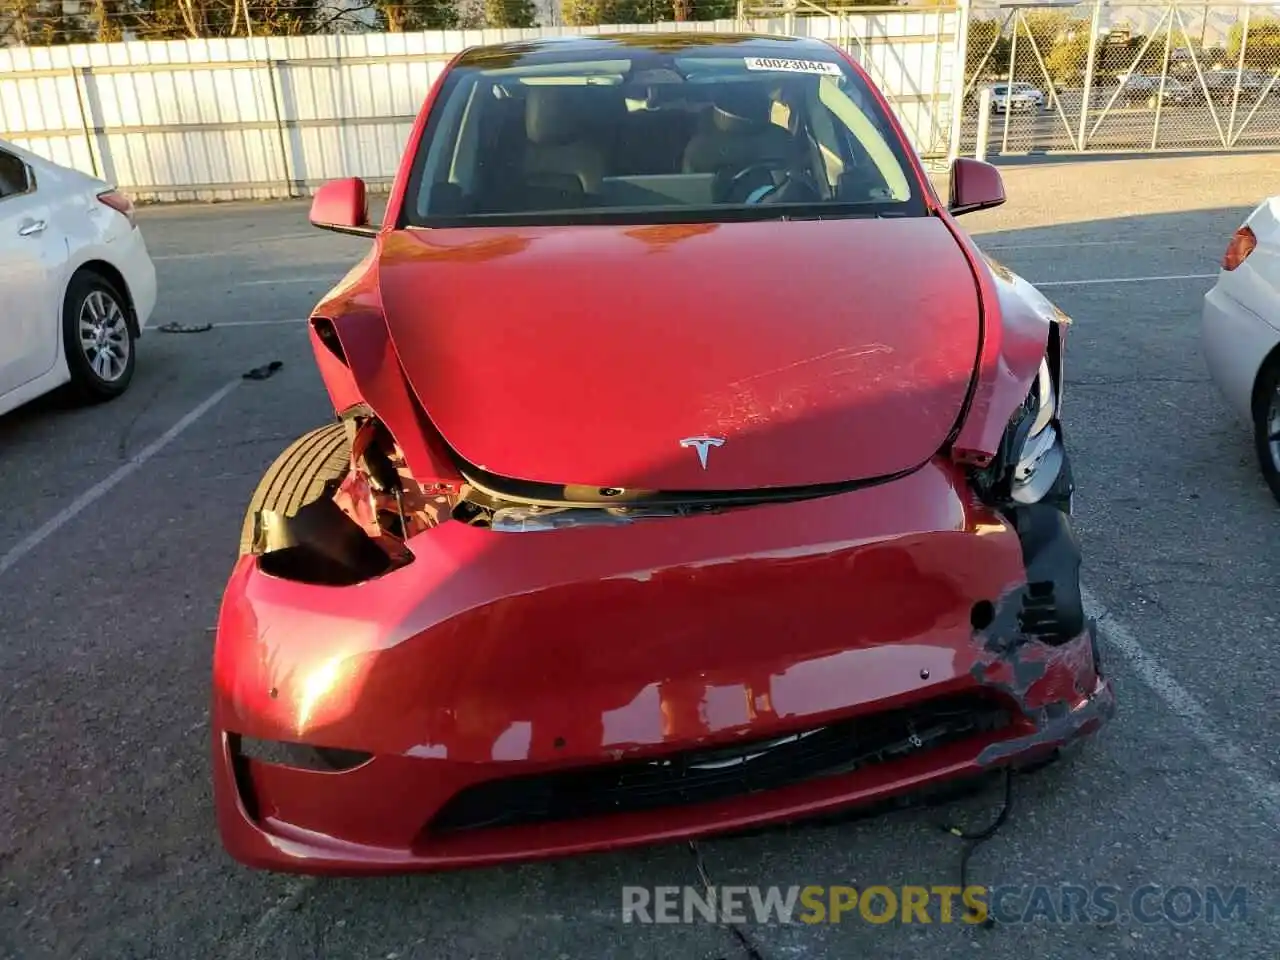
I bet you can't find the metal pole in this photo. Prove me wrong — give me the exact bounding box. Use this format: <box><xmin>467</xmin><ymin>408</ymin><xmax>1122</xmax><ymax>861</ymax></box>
<box><xmin>70</xmin><ymin>66</ymin><xmax>100</xmax><ymax>178</ymax></box>
<box><xmin>1077</xmin><ymin>0</ymin><xmax>1102</xmax><ymax>152</ymax></box>
<box><xmin>1150</xmin><ymin>11</ymin><xmax>1174</xmax><ymax>150</ymax></box>
<box><xmin>1001</xmin><ymin>12</ymin><xmax>1018</xmax><ymax>154</ymax></box>
<box><xmin>1228</xmin><ymin>5</ymin><xmax>1251</xmax><ymax>145</ymax></box>
<box><xmin>948</xmin><ymin>0</ymin><xmax>972</xmax><ymax>164</ymax></box>
<box><xmin>976</xmin><ymin>86</ymin><xmax>992</xmax><ymax>161</ymax></box>
<box><xmin>266</xmin><ymin>58</ymin><xmax>295</xmax><ymax>198</ymax></box>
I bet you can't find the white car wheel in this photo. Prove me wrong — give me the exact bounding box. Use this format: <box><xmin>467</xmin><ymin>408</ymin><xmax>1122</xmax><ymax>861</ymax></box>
<box><xmin>1254</xmin><ymin>355</ymin><xmax>1280</xmax><ymax>504</ymax></box>
<box><xmin>64</xmin><ymin>270</ymin><xmax>137</xmax><ymax>402</ymax></box>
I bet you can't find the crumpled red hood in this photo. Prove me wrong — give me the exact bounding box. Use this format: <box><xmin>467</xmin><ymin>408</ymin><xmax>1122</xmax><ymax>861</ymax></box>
<box><xmin>376</xmin><ymin>217</ymin><xmax>980</xmax><ymax>491</ymax></box>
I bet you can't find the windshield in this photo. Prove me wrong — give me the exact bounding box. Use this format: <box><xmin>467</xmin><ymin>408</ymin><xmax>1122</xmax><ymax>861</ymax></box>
<box><xmin>400</xmin><ymin>42</ymin><xmax>926</xmax><ymax>227</ymax></box>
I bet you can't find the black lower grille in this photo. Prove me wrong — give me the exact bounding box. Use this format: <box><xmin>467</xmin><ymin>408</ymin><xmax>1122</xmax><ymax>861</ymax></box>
<box><xmin>429</xmin><ymin>694</ymin><xmax>1011</xmax><ymax>834</ymax></box>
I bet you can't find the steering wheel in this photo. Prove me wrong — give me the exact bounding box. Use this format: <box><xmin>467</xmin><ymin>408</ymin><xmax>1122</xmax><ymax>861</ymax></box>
<box><xmin>722</xmin><ymin>162</ymin><xmax>823</xmax><ymax>205</ymax></box>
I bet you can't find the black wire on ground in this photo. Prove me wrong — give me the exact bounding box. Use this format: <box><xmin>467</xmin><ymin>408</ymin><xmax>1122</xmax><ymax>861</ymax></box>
<box><xmin>683</xmin><ymin>769</ymin><xmax>1014</xmax><ymax>950</ymax></box>
<box><xmin>686</xmin><ymin>840</ymin><xmax>767</xmax><ymax>960</ymax></box>
<box><xmin>937</xmin><ymin>767</ymin><xmax>1015</xmax><ymax>930</ymax></box>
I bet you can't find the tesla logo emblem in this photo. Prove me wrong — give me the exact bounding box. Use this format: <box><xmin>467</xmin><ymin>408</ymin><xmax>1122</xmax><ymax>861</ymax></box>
<box><xmin>680</xmin><ymin>436</ymin><xmax>725</xmax><ymax>469</ymax></box>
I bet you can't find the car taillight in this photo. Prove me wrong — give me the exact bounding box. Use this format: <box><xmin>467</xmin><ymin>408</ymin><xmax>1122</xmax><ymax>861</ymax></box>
<box><xmin>97</xmin><ymin>189</ymin><xmax>136</xmax><ymax>229</ymax></box>
<box><xmin>1222</xmin><ymin>226</ymin><xmax>1256</xmax><ymax>271</ymax></box>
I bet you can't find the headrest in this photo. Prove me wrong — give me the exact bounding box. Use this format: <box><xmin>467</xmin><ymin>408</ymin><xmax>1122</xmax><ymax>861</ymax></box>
<box><xmin>525</xmin><ymin>85</ymin><xmax>622</xmax><ymax>145</ymax></box>
<box><xmin>710</xmin><ymin>82</ymin><xmax>773</xmax><ymax>133</ymax></box>
<box><xmin>525</xmin><ymin>87</ymin><xmax>582</xmax><ymax>145</ymax></box>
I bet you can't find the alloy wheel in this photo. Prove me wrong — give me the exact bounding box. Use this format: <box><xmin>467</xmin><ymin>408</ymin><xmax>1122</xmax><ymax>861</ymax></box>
<box><xmin>78</xmin><ymin>289</ymin><xmax>130</xmax><ymax>383</ymax></box>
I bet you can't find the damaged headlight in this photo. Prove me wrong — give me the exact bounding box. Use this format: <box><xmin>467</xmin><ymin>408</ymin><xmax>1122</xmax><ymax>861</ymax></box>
<box><xmin>1010</xmin><ymin>357</ymin><xmax>1063</xmax><ymax>505</ymax></box>
<box><xmin>970</xmin><ymin>355</ymin><xmax>1069</xmax><ymax>509</ymax></box>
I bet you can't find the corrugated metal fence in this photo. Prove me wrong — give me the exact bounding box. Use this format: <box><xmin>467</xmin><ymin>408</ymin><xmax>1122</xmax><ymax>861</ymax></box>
<box><xmin>0</xmin><ymin>13</ymin><xmax>964</xmax><ymax>201</ymax></box>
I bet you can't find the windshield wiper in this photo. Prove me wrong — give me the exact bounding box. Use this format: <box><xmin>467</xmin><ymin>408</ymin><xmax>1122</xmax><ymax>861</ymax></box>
<box><xmin>748</xmin><ymin>205</ymin><xmax>891</xmax><ymax>222</ymax></box>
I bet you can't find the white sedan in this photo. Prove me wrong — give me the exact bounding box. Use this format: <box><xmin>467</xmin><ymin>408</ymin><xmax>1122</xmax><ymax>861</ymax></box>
<box><xmin>1202</xmin><ymin>196</ymin><xmax>1280</xmax><ymax>502</ymax></box>
<box><xmin>0</xmin><ymin>138</ymin><xmax>157</xmax><ymax>418</ymax></box>
<box><xmin>990</xmin><ymin>82</ymin><xmax>1045</xmax><ymax>113</ymax></box>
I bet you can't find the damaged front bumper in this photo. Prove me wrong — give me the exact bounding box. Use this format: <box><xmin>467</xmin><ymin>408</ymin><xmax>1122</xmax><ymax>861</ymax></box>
<box><xmin>211</xmin><ymin>458</ymin><xmax>1114</xmax><ymax>875</ymax></box>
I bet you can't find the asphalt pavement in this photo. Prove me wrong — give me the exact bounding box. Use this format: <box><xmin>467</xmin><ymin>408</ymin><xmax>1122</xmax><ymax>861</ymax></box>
<box><xmin>1</xmin><ymin>152</ymin><xmax>1278</xmax><ymax>959</ymax></box>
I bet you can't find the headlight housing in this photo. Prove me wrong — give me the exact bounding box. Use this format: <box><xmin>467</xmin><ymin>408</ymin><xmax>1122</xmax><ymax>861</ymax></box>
<box><xmin>970</xmin><ymin>355</ymin><xmax>1071</xmax><ymax>509</ymax></box>
<box><xmin>1010</xmin><ymin>357</ymin><xmax>1064</xmax><ymax>504</ymax></box>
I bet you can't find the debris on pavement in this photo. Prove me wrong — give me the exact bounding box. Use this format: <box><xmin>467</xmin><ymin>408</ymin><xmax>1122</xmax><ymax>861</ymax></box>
<box><xmin>242</xmin><ymin>361</ymin><xmax>284</xmax><ymax>380</ymax></box>
<box><xmin>157</xmin><ymin>321</ymin><xmax>213</xmax><ymax>333</ymax></box>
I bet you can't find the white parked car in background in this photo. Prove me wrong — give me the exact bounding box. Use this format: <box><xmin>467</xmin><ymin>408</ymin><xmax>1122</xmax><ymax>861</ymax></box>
<box><xmin>990</xmin><ymin>82</ymin><xmax>1046</xmax><ymax>113</ymax></box>
<box><xmin>1202</xmin><ymin>196</ymin><xmax>1280</xmax><ymax>502</ymax></box>
<box><xmin>0</xmin><ymin>138</ymin><xmax>156</xmax><ymax>418</ymax></box>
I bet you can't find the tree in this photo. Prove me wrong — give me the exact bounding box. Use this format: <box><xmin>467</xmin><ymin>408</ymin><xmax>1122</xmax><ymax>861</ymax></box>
<box><xmin>1102</xmin><ymin>32</ymin><xmax>1176</xmax><ymax>76</ymax></box>
<box><xmin>1044</xmin><ymin>36</ymin><xmax>1090</xmax><ymax>85</ymax></box>
<box><xmin>681</xmin><ymin>0</ymin><xmax>734</xmax><ymax>19</ymax></box>
<box><xmin>0</xmin><ymin>0</ymin><xmax>93</xmax><ymax>44</ymax></box>
<box><xmin>74</xmin><ymin>0</ymin><xmax>336</xmax><ymax>40</ymax></box>
<box><xmin>1003</xmin><ymin>10</ymin><xmax>1072</xmax><ymax>84</ymax></box>
<box><xmin>561</xmin><ymin>0</ymin><xmax>642</xmax><ymax>25</ymax></box>
<box><xmin>966</xmin><ymin>17</ymin><xmax>1010</xmax><ymax>84</ymax></box>
<box><xmin>375</xmin><ymin>0</ymin><xmax>457</xmax><ymax>30</ymax></box>
<box><xmin>1228</xmin><ymin>17</ymin><xmax>1280</xmax><ymax>69</ymax></box>
<box><xmin>561</xmin><ymin>0</ymin><xmax>730</xmax><ymax>24</ymax></box>
<box><xmin>484</xmin><ymin>0</ymin><xmax>535</xmax><ymax>26</ymax></box>
<box><xmin>1021</xmin><ymin>10</ymin><xmax>1071</xmax><ymax>50</ymax></box>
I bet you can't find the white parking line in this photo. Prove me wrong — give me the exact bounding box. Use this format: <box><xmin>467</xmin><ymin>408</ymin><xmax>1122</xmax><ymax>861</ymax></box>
<box><xmin>1033</xmin><ymin>272</ymin><xmax>1217</xmax><ymax>287</ymax></box>
<box><xmin>982</xmin><ymin>240</ymin><xmax>1137</xmax><ymax>250</ymax></box>
<box><xmin>216</xmin><ymin>318</ymin><xmax>309</xmax><ymax>327</ymax></box>
<box><xmin>151</xmin><ymin>234</ymin><xmax>324</xmax><ymax>260</ymax></box>
<box><xmin>1084</xmin><ymin>586</ymin><xmax>1280</xmax><ymax>822</ymax></box>
<box><xmin>236</xmin><ymin>277</ymin><xmax>337</xmax><ymax>287</ymax></box>
<box><xmin>0</xmin><ymin>379</ymin><xmax>242</xmax><ymax>579</ymax></box>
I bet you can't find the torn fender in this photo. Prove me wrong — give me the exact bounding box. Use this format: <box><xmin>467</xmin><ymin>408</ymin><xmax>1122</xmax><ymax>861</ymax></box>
<box><xmin>307</xmin><ymin>245</ymin><xmax>459</xmax><ymax>485</ymax></box>
<box><xmin>939</xmin><ymin>213</ymin><xmax>1069</xmax><ymax>466</ymax></box>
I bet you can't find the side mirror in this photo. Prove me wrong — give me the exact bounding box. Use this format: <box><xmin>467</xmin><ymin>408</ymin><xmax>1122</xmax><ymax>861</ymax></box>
<box><xmin>310</xmin><ymin>178</ymin><xmax>377</xmax><ymax>237</ymax></box>
<box><xmin>948</xmin><ymin>158</ymin><xmax>1006</xmax><ymax>217</ymax></box>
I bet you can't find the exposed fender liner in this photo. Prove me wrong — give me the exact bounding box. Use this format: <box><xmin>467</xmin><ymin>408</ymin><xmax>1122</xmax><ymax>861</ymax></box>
<box><xmin>255</xmin><ymin>497</ymin><xmax>400</xmax><ymax>586</ymax></box>
<box><xmin>1008</xmin><ymin>500</ymin><xmax>1085</xmax><ymax>646</ymax></box>
<box><xmin>970</xmin><ymin>458</ymin><xmax>1083</xmax><ymax>655</ymax></box>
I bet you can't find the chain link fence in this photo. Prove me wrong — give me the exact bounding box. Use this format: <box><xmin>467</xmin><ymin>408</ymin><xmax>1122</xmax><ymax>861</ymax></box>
<box><xmin>961</xmin><ymin>0</ymin><xmax>1280</xmax><ymax>155</ymax></box>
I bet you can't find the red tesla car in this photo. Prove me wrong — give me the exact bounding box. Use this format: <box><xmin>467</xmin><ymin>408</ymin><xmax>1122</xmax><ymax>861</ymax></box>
<box><xmin>212</xmin><ymin>33</ymin><xmax>1114</xmax><ymax>874</ymax></box>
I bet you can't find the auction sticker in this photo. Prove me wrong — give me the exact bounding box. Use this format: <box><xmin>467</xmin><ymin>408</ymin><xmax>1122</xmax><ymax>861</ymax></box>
<box><xmin>744</xmin><ymin>57</ymin><xmax>842</xmax><ymax>76</ymax></box>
